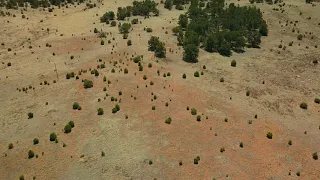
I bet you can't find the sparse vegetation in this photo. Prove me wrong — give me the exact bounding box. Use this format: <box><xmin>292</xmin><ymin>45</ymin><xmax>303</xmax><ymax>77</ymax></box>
<box><xmin>300</xmin><ymin>103</ymin><xmax>308</xmax><ymax>110</ymax></box>
<box><xmin>33</xmin><ymin>138</ymin><xmax>39</xmax><ymax>145</ymax></box>
<box><xmin>191</xmin><ymin>108</ymin><xmax>197</xmax><ymax>115</ymax></box>
<box><xmin>28</xmin><ymin>112</ymin><xmax>34</xmax><ymax>119</ymax></box>
<box><xmin>266</xmin><ymin>132</ymin><xmax>273</xmax><ymax>139</ymax></box>
<box><xmin>83</xmin><ymin>79</ymin><xmax>93</xmax><ymax>89</ymax></box>
<box><xmin>28</xmin><ymin>150</ymin><xmax>35</xmax><ymax>159</ymax></box>
<box><xmin>165</xmin><ymin>117</ymin><xmax>172</xmax><ymax>124</ymax></box>
<box><xmin>50</xmin><ymin>132</ymin><xmax>57</xmax><ymax>141</ymax></box>
<box><xmin>97</xmin><ymin>108</ymin><xmax>104</xmax><ymax>115</ymax></box>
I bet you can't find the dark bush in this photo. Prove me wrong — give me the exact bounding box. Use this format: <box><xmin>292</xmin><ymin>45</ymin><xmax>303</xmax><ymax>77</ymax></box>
<box><xmin>68</xmin><ymin>121</ymin><xmax>74</xmax><ymax>128</ymax></box>
<box><xmin>28</xmin><ymin>150</ymin><xmax>35</xmax><ymax>159</ymax></box>
<box><xmin>28</xmin><ymin>112</ymin><xmax>34</xmax><ymax>119</ymax></box>
<box><xmin>50</xmin><ymin>132</ymin><xmax>57</xmax><ymax>141</ymax></box>
<box><xmin>64</xmin><ymin>124</ymin><xmax>72</xmax><ymax>133</ymax></box>
<box><xmin>300</xmin><ymin>103</ymin><xmax>308</xmax><ymax>109</ymax></box>
<box><xmin>165</xmin><ymin>117</ymin><xmax>172</xmax><ymax>124</ymax></box>
<box><xmin>231</xmin><ymin>60</ymin><xmax>237</xmax><ymax>67</ymax></box>
<box><xmin>196</xmin><ymin>115</ymin><xmax>201</xmax><ymax>122</ymax></box>
<box><xmin>127</xmin><ymin>40</ymin><xmax>132</xmax><ymax>46</ymax></box>
<box><xmin>239</xmin><ymin>142</ymin><xmax>244</xmax><ymax>148</ymax></box>
<box><xmin>73</xmin><ymin>102</ymin><xmax>80</xmax><ymax>110</ymax></box>
<box><xmin>8</xmin><ymin>143</ymin><xmax>13</xmax><ymax>149</ymax></box>
<box><xmin>97</xmin><ymin>108</ymin><xmax>104</xmax><ymax>115</ymax></box>
<box><xmin>191</xmin><ymin>108</ymin><xmax>197</xmax><ymax>115</ymax></box>
<box><xmin>33</xmin><ymin>138</ymin><xmax>39</xmax><ymax>145</ymax></box>
<box><xmin>182</xmin><ymin>73</ymin><xmax>186</xmax><ymax>79</ymax></box>
<box><xmin>266</xmin><ymin>132</ymin><xmax>273</xmax><ymax>139</ymax></box>
<box><xmin>313</xmin><ymin>152</ymin><xmax>318</xmax><ymax>160</ymax></box>
<box><xmin>314</xmin><ymin>98</ymin><xmax>320</xmax><ymax>104</ymax></box>
<box><xmin>194</xmin><ymin>71</ymin><xmax>199</xmax><ymax>77</ymax></box>
<box><xmin>83</xmin><ymin>79</ymin><xmax>93</xmax><ymax>89</ymax></box>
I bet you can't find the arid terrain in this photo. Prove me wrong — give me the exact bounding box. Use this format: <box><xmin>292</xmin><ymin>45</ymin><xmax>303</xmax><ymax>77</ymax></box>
<box><xmin>0</xmin><ymin>0</ymin><xmax>319</xmax><ymax>179</ymax></box>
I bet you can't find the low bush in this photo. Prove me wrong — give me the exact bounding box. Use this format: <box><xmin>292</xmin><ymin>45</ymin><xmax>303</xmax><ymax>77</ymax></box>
<box><xmin>97</xmin><ymin>108</ymin><xmax>104</xmax><ymax>115</ymax></box>
<box><xmin>231</xmin><ymin>60</ymin><xmax>237</xmax><ymax>67</ymax></box>
<box><xmin>83</xmin><ymin>79</ymin><xmax>93</xmax><ymax>89</ymax></box>
<box><xmin>182</xmin><ymin>73</ymin><xmax>186</xmax><ymax>79</ymax></box>
<box><xmin>313</xmin><ymin>152</ymin><xmax>318</xmax><ymax>160</ymax></box>
<box><xmin>8</xmin><ymin>143</ymin><xmax>13</xmax><ymax>149</ymax></box>
<box><xmin>50</xmin><ymin>132</ymin><xmax>57</xmax><ymax>141</ymax></box>
<box><xmin>194</xmin><ymin>71</ymin><xmax>199</xmax><ymax>77</ymax></box>
<box><xmin>28</xmin><ymin>150</ymin><xmax>35</xmax><ymax>159</ymax></box>
<box><xmin>64</xmin><ymin>124</ymin><xmax>72</xmax><ymax>133</ymax></box>
<box><xmin>28</xmin><ymin>112</ymin><xmax>34</xmax><ymax>119</ymax></box>
<box><xmin>33</xmin><ymin>138</ymin><xmax>39</xmax><ymax>145</ymax></box>
<box><xmin>266</xmin><ymin>132</ymin><xmax>273</xmax><ymax>139</ymax></box>
<box><xmin>300</xmin><ymin>103</ymin><xmax>308</xmax><ymax>109</ymax></box>
<box><xmin>191</xmin><ymin>108</ymin><xmax>197</xmax><ymax>115</ymax></box>
<box><xmin>73</xmin><ymin>102</ymin><xmax>81</xmax><ymax>110</ymax></box>
<box><xmin>165</xmin><ymin>117</ymin><xmax>172</xmax><ymax>124</ymax></box>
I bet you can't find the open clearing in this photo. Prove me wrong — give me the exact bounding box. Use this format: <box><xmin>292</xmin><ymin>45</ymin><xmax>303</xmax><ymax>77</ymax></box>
<box><xmin>0</xmin><ymin>0</ymin><xmax>319</xmax><ymax>179</ymax></box>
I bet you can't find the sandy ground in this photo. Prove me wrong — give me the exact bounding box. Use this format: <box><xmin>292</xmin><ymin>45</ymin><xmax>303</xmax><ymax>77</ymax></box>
<box><xmin>0</xmin><ymin>0</ymin><xmax>319</xmax><ymax>179</ymax></box>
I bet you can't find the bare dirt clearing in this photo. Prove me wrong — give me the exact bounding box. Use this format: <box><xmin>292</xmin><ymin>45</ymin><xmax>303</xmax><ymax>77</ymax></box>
<box><xmin>0</xmin><ymin>0</ymin><xmax>319</xmax><ymax>179</ymax></box>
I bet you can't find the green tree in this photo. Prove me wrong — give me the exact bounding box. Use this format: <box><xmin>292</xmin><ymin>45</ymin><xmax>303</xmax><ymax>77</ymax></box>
<box><xmin>259</xmin><ymin>20</ymin><xmax>268</xmax><ymax>36</ymax></box>
<box><xmin>183</xmin><ymin>44</ymin><xmax>199</xmax><ymax>63</ymax></box>
<box><xmin>119</xmin><ymin>23</ymin><xmax>132</xmax><ymax>34</ymax></box>
<box><xmin>247</xmin><ymin>31</ymin><xmax>261</xmax><ymax>48</ymax></box>
<box><xmin>164</xmin><ymin>0</ymin><xmax>173</xmax><ymax>10</ymax></box>
<box><xmin>178</xmin><ymin>14</ymin><xmax>188</xmax><ymax>29</ymax></box>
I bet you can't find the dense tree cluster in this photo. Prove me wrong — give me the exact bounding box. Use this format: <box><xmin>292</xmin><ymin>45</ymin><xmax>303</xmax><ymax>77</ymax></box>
<box><xmin>177</xmin><ymin>0</ymin><xmax>268</xmax><ymax>62</ymax></box>
<box><xmin>101</xmin><ymin>0</ymin><xmax>159</xmax><ymax>21</ymax></box>
<box><xmin>1</xmin><ymin>0</ymin><xmax>85</xmax><ymax>9</ymax></box>
<box><xmin>100</xmin><ymin>11</ymin><xmax>115</xmax><ymax>23</ymax></box>
<box><xmin>148</xmin><ymin>36</ymin><xmax>166</xmax><ymax>58</ymax></box>
<box><xmin>164</xmin><ymin>0</ymin><xmax>190</xmax><ymax>10</ymax></box>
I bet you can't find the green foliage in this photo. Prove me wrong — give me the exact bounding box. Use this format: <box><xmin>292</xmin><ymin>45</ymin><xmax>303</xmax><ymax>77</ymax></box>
<box><xmin>49</xmin><ymin>132</ymin><xmax>57</xmax><ymax>141</ymax></box>
<box><xmin>28</xmin><ymin>112</ymin><xmax>34</xmax><ymax>119</ymax></box>
<box><xmin>165</xmin><ymin>117</ymin><xmax>172</xmax><ymax>124</ymax></box>
<box><xmin>191</xmin><ymin>108</ymin><xmax>197</xmax><ymax>115</ymax></box>
<box><xmin>132</xmin><ymin>0</ymin><xmax>159</xmax><ymax>16</ymax></box>
<box><xmin>111</xmin><ymin>21</ymin><xmax>117</xmax><ymax>27</ymax></box>
<box><xmin>178</xmin><ymin>14</ymin><xmax>188</xmax><ymax>29</ymax></box>
<box><xmin>194</xmin><ymin>71</ymin><xmax>199</xmax><ymax>77</ymax></box>
<box><xmin>266</xmin><ymin>132</ymin><xmax>273</xmax><ymax>139</ymax></box>
<box><xmin>133</xmin><ymin>56</ymin><xmax>141</xmax><ymax>63</ymax></box>
<box><xmin>28</xmin><ymin>150</ymin><xmax>35</xmax><ymax>159</ymax></box>
<box><xmin>183</xmin><ymin>44</ymin><xmax>199</xmax><ymax>63</ymax></box>
<box><xmin>182</xmin><ymin>73</ymin><xmax>186</xmax><ymax>79</ymax></box>
<box><xmin>100</xmin><ymin>11</ymin><xmax>115</xmax><ymax>22</ymax></box>
<box><xmin>83</xmin><ymin>79</ymin><xmax>93</xmax><ymax>89</ymax></box>
<box><xmin>97</xmin><ymin>108</ymin><xmax>104</xmax><ymax>115</ymax></box>
<box><xmin>127</xmin><ymin>40</ymin><xmax>132</xmax><ymax>46</ymax></box>
<box><xmin>117</xmin><ymin>6</ymin><xmax>132</xmax><ymax>20</ymax></box>
<box><xmin>68</xmin><ymin>121</ymin><xmax>75</xmax><ymax>128</ymax></box>
<box><xmin>313</xmin><ymin>152</ymin><xmax>318</xmax><ymax>160</ymax></box>
<box><xmin>300</xmin><ymin>103</ymin><xmax>308</xmax><ymax>109</ymax></box>
<box><xmin>101</xmin><ymin>40</ymin><xmax>104</xmax><ymax>45</ymax></box>
<box><xmin>194</xmin><ymin>156</ymin><xmax>200</xmax><ymax>164</ymax></box>
<box><xmin>119</xmin><ymin>23</ymin><xmax>132</xmax><ymax>34</ymax></box>
<box><xmin>148</xmin><ymin>36</ymin><xmax>166</xmax><ymax>58</ymax></box>
<box><xmin>164</xmin><ymin>0</ymin><xmax>173</xmax><ymax>10</ymax></box>
<box><xmin>180</xmin><ymin>1</ymin><xmax>266</xmax><ymax>59</ymax></box>
<box><xmin>239</xmin><ymin>142</ymin><xmax>244</xmax><ymax>148</ymax></box>
<box><xmin>231</xmin><ymin>60</ymin><xmax>237</xmax><ymax>67</ymax></box>
<box><xmin>64</xmin><ymin>124</ymin><xmax>72</xmax><ymax>133</ymax></box>
<box><xmin>220</xmin><ymin>147</ymin><xmax>225</xmax><ymax>153</ymax></box>
<box><xmin>19</xmin><ymin>175</ymin><xmax>24</xmax><ymax>180</ymax></box>
<box><xmin>33</xmin><ymin>138</ymin><xmax>39</xmax><ymax>145</ymax></box>
<box><xmin>315</xmin><ymin>98</ymin><xmax>320</xmax><ymax>104</ymax></box>
<box><xmin>131</xmin><ymin>18</ymin><xmax>139</xmax><ymax>24</ymax></box>
<box><xmin>8</xmin><ymin>143</ymin><xmax>13</xmax><ymax>149</ymax></box>
<box><xmin>146</xmin><ymin>27</ymin><xmax>153</xmax><ymax>32</ymax></box>
<box><xmin>196</xmin><ymin>115</ymin><xmax>201</xmax><ymax>121</ymax></box>
<box><xmin>73</xmin><ymin>102</ymin><xmax>81</xmax><ymax>110</ymax></box>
